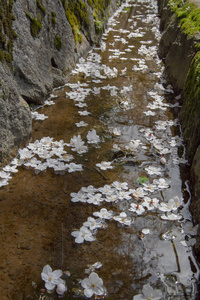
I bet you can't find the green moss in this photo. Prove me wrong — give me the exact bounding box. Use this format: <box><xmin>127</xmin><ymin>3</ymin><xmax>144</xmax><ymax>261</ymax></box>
<box><xmin>182</xmin><ymin>51</ymin><xmax>200</xmax><ymax>159</ymax></box>
<box><xmin>54</xmin><ymin>35</ymin><xmax>62</xmax><ymax>51</ymax></box>
<box><xmin>0</xmin><ymin>0</ymin><xmax>17</xmax><ymax>64</ymax></box>
<box><xmin>169</xmin><ymin>0</ymin><xmax>200</xmax><ymax>37</ymax></box>
<box><xmin>93</xmin><ymin>12</ymin><xmax>103</xmax><ymax>34</ymax></box>
<box><xmin>36</xmin><ymin>0</ymin><xmax>46</xmax><ymax>15</ymax></box>
<box><xmin>0</xmin><ymin>49</ymin><xmax>11</xmax><ymax>63</ymax></box>
<box><xmin>26</xmin><ymin>0</ymin><xmax>46</xmax><ymax>37</ymax></box>
<box><xmin>171</xmin><ymin>2</ymin><xmax>200</xmax><ymax>160</ymax></box>
<box><xmin>65</xmin><ymin>10</ymin><xmax>81</xmax><ymax>44</ymax></box>
<box><xmin>75</xmin><ymin>27</ymin><xmax>83</xmax><ymax>43</ymax></box>
<box><xmin>63</xmin><ymin>0</ymin><xmax>89</xmax><ymax>44</ymax></box>
<box><xmin>51</xmin><ymin>11</ymin><xmax>56</xmax><ymax>25</ymax></box>
<box><xmin>95</xmin><ymin>19</ymin><xmax>103</xmax><ymax>34</ymax></box>
<box><xmin>63</xmin><ymin>0</ymin><xmax>89</xmax><ymax>28</ymax></box>
<box><xmin>61</xmin><ymin>0</ymin><xmax>111</xmax><ymax>43</ymax></box>
<box><xmin>184</xmin><ymin>52</ymin><xmax>200</xmax><ymax>116</ymax></box>
<box><xmin>87</xmin><ymin>0</ymin><xmax>111</xmax><ymax>14</ymax></box>
<box><xmin>26</xmin><ymin>12</ymin><xmax>42</xmax><ymax>37</ymax></box>
<box><xmin>87</xmin><ymin>0</ymin><xmax>111</xmax><ymax>34</ymax></box>
<box><xmin>87</xmin><ymin>0</ymin><xmax>92</xmax><ymax>6</ymax></box>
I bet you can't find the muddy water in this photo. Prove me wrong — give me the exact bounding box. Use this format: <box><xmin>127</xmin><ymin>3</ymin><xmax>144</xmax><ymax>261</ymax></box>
<box><xmin>0</xmin><ymin>0</ymin><xmax>199</xmax><ymax>299</ymax></box>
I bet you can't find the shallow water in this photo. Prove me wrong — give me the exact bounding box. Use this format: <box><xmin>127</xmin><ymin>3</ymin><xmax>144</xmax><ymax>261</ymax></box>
<box><xmin>0</xmin><ymin>0</ymin><xmax>199</xmax><ymax>299</ymax></box>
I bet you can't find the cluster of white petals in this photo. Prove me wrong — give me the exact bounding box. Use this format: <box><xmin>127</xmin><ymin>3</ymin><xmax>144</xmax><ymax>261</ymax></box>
<box><xmin>96</xmin><ymin>161</ymin><xmax>113</xmax><ymax>170</ymax></box>
<box><xmin>31</xmin><ymin>111</ymin><xmax>48</xmax><ymax>120</ymax></box>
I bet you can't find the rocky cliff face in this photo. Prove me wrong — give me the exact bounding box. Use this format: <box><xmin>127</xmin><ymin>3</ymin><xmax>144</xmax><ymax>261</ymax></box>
<box><xmin>158</xmin><ymin>0</ymin><xmax>200</xmax><ymax>262</ymax></box>
<box><xmin>158</xmin><ymin>0</ymin><xmax>199</xmax><ymax>92</ymax></box>
<box><xmin>0</xmin><ymin>63</ymin><xmax>31</xmax><ymax>163</ymax></box>
<box><xmin>12</xmin><ymin>0</ymin><xmax>75</xmax><ymax>104</ymax></box>
<box><xmin>0</xmin><ymin>0</ymin><xmax>121</xmax><ymax>164</ymax></box>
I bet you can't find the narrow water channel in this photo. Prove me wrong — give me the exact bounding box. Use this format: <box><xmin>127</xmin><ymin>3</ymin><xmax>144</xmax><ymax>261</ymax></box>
<box><xmin>0</xmin><ymin>0</ymin><xmax>199</xmax><ymax>299</ymax></box>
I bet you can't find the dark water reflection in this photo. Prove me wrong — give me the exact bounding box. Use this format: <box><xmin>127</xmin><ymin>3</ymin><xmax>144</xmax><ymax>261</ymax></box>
<box><xmin>0</xmin><ymin>0</ymin><xmax>199</xmax><ymax>299</ymax></box>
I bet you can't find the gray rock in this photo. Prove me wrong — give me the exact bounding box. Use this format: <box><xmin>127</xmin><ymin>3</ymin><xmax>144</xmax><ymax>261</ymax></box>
<box><xmin>0</xmin><ymin>0</ymin><xmax>122</xmax><ymax>162</ymax></box>
<box><xmin>158</xmin><ymin>0</ymin><xmax>200</xmax><ymax>268</ymax></box>
<box><xmin>158</xmin><ymin>0</ymin><xmax>198</xmax><ymax>91</ymax></box>
<box><xmin>0</xmin><ymin>63</ymin><xmax>32</xmax><ymax>162</ymax></box>
<box><xmin>12</xmin><ymin>0</ymin><xmax>75</xmax><ymax>105</ymax></box>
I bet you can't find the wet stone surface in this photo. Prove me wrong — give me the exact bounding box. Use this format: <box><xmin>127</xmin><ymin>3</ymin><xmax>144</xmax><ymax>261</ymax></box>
<box><xmin>0</xmin><ymin>0</ymin><xmax>199</xmax><ymax>299</ymax></box>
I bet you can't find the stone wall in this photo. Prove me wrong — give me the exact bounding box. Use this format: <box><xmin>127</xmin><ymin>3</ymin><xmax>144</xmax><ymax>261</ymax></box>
<box><xmin>158</xmin><ymin>0</ymin><xmax>200</xmax><ymax>262</ymax></box>
<box><xmin>158</xmin><ymin>0</ymin><xmax>198</xmax><ymax>92</ymax></box>
<box><xmin>0</xmin><ymin>0</ymin><xmax>121</xmax><ymax>164</ymax></box>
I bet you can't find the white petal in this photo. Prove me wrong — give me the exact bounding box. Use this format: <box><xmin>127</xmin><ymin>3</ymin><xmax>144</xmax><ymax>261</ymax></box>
<box><xmin>133</xmin><ymin>295</ymin><xmax>145</xmax><ymax>300</ymax></box>
<box><xmin>41</xmin><ymin>272</ymin><xmax>49</xmax><ymax>282</ymax></box>
<box><xmin>75</xmin><ymin>236</ymin><xmax>84</xmax><ymax>243</ymax></box>
<box><xmin>81</xmin><ymin>278</ymin><xmax>91</xmax><ymax>289</ymax></box>
<box><xmin>84</xmin><ymin>288</ymin><xmax>94</xmax><ymax>298</ymax></box>
<box><xmin>56</xmin><ymin>282</ymin><xmax>67</xmax><ymax>294</ymax></box>
<box><xmin>142</xmin><ymin>284</ymin><xmax>154</xmax><ymax>297</ymax></box>
<box><xmin>71</xmin><ymin>231</ymin><xmax>79</xmax><ymax>237</ymax></box>
<box><xmin>85</xmin><ymin>235</ymin><xmax>95</xmax><ymax>242</ymax></box>
<box><xmin>52</xmin><ymin>269</ymin><xmax>62</xmax><ymax>281</ymax></box>
<box><xmin>45</xmin><ymin>281</ymin><xmax>56</xmax><ymax>291</ymax></box>
<box><xmin>94</xmin><ymin>285</ymin><xmax>104</xmax><ymax>295</ymax></box>
<box><xmin>42</xmin><ymin>265</ymin><xmax>52</xmax><ymax>276</ymax></box>
<box><xmin>89</xmin><ymin>272</ymin><xmax>103</xmax><ymax>286</ymax></box>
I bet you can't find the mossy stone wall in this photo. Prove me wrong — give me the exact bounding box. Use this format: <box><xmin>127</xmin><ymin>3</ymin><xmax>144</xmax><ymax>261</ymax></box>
<box><xmin>158</xmin><ymin>0</ymin><xmax>200</xmax><ymax>262</ymax></box>
<box><xmin>61</xmin><ymin>0</ymin><xmax>112</xmax><ymax>44</ymax></box>
<box><xmin>170</xmin><ymin>0</ymin><xmax>200</xmax><ymax>162</ymax></box>
<box><xmin>0</xmin><ymin>0</ymin><xmax>17</xmax><ymax>63</ymax></box>
<box><xmin>25</xmin><ymin>12</ymin><xmax>43</xmax><ymax>37</ymax></box>
<box><xmin>181</xmin><ymin>51</ymin><xmax>200</xmax><ymax>161</ymax></box>
<box><xmin>61</xmin><ymin>0</ymin><xmax>89</xmax><ymax>44</ymax></box>
<box><xmin>169</xmin><ymin>0</ymin><xmax>200</xmax><ymax>42</ymax></box>
<box><xmin>158</xmin><ymin>0</ymin><xmax>200</xmax><ymax>162</ymax></box>
<box><xmin>0</xmin><ymin>0</ymin><xmax>121</xmax><ymax>164</ymax></box>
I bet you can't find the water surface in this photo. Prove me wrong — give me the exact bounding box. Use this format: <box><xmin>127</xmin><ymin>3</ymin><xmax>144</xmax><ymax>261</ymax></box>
<box><xmin>0</xmin><ymin>0</ymin><xmax>199</xmax><ymax>299</ymax></box>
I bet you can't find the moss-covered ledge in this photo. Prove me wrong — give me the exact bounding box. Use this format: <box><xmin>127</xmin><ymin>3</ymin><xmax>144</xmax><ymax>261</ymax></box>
<box><xmin>158</xmin><ymin>0</ymin><xmax>200</xmax><ymax>92</ymax></box>
<box><xmin>158</xmin><ymin>0</ymin><xmax>200</xmax><ymax>161</ymax></box>
<box><xmin>167</xmin><ymin>0</ymin><xmax>200</xmax><ymax>36</ymax></box>
<box><xmin>163</xmin><ymin>0</ymin><xmax>200</xmax><ymax>162</ymax></box>
<box><xmin>158</xmin><ymin>0</ymin><xmax>200</xmax><ymax>266</ymax></box>
<box><xmin>183</xmin><ymin>50</ymin><xmax>200</xmax><ymax>262</ymax></box>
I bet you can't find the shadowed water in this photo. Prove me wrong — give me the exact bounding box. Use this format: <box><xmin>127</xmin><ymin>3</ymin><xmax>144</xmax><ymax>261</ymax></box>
<box><xmin>0</xmin><ymin>0</ymin><xmax>199</xmax><ymax>299</ymax></box>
